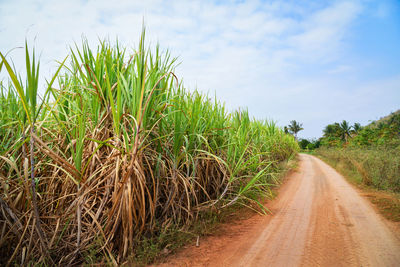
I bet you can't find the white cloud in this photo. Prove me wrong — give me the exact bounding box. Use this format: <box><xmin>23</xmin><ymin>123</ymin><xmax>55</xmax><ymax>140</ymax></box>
<box><xmin>287</xmin><ymin>1</ymin><xmax>362</xmax><ymax>63</ymax></box>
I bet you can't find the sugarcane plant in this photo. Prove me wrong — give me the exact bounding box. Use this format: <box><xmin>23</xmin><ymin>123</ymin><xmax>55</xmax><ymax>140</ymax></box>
<box><xmin>0</xmin><ymin>31</ymin><xmax>299</xmax><ymax>265</ymax></box>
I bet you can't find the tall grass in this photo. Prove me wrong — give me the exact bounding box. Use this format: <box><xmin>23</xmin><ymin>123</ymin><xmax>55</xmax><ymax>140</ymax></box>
<box><xmin>316</xmin><ymin>146</ymin><xmax>400</xmax><ymax>192</ymax></box>
<box><xmin>0</xmin><ymin>31</ymin><xmax>298</xmax><ymax>265</ymax></box>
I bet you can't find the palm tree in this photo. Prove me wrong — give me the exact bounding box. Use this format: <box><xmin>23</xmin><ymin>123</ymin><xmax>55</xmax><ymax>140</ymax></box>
<box><xmin>352</xmin><ymin>123</ymin><xmax>362</xmax><ymax>135</ymax></box>
<box><xmin>323</xmin><ymin>123</ymin><xmax>340</xmax><ymax>138</ymax></box>
<box><xmin>288</xmin><ymin>120</ymin><xmax>304</xmax><ymax>140</ymax></box>
<box><xmin>323</xmin><ymin>124</ymin><xmax>336</xmax><ymax>137</ymax></box>
<box><xmin>339</xmin><ymin>120</ymin><xmax>352</xmax><ymax>142</ymax></box>
<box><xmin>284</xmin><ymin>126</ymin><xmax>289</xmax><ymax>134</ymax></box>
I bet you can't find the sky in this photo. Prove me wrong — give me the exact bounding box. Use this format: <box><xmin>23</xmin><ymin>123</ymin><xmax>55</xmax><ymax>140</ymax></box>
<box><xmin>0</xmin><ymin>0</ymin><xmax>399</xmax><ymax>139</ymax></box>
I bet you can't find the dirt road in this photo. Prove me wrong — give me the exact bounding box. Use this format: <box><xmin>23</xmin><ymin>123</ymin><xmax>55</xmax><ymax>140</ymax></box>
<box><xmin>156</xmin><ymin>154</ymin><xmax>400</xmax><ymax>266</ymax></box>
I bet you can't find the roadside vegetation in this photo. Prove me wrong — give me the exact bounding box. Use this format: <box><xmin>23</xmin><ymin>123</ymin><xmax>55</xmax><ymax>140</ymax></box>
<box><xmin>0</xmin><ymin>31</ymin><xmax>298</xmax><ymax>265</ymax></box>
<box><xmin>315</xmin><ymin>113</ymin><xmax>400</xmax><ymax>192</ymax></box>
<box><xmin>314</xmin><ymin>112</ymin><xmax>400</xmax><ymax>221</ymax></box>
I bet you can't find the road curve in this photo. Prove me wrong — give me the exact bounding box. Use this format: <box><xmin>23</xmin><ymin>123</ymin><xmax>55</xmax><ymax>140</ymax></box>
<box><xmin>156</xmin><ymin>154</ymin><xmax>400</xmax><ymax>267</ymax></box>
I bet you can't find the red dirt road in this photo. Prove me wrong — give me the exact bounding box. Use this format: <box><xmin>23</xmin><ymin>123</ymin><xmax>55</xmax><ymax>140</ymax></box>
<box><xmin>155</xmin><ymin>154</ymin><xmax>400</xmax><ymax>266</ymax></box>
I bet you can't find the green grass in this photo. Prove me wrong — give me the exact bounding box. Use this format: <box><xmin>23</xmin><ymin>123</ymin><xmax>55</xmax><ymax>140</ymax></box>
<box><xmin>0</xmin><ymin>29</ymin><xmax>299</xmax><ymax>265</ymax></box>
<box><xmin>315</xmin><ymin>146</ymin><xmax>400</xmax><ymax>223</ymax></box>
<box><xmin>316</xmin><ymin>146</ymin><xmax>400</xmax><ymax>192</ymax></box>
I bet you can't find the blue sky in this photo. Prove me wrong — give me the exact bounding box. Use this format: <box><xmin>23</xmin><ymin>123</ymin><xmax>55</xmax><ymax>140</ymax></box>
<box><xmin>0</xmin><ymin>0</ymin><xmax>399</xmax><ymax>138</ymax></box>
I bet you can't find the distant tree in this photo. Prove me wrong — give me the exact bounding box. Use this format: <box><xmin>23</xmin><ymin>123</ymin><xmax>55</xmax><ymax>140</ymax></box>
<box><xmin>299</xmin><ymin>138</ymin><xmax>320</xmax><ymax>150</ymax></box>
<box><xmin>299</xmin><ymin>139</ymin><xmax>311</xmax><ymax>149</ymax></box>
<box><xmin>320</xmin><ymin>112</ymin><xmax>400</xmax><ymax>148</ymax></box>
<box><xmin>339</xmin><ymin>120</ymin><xmax>352</xmax><ymax>142</ymax></box>
<box><xmin>323</xmin><ymin>123</ymin><xmax>341</xmax><ymax>138</ymax></box>
<box><xmin>352</xmin><ymin>123</ymin><xmax>362</xmax><ymax>135</ymax></box>
<box><xmin>388</xmin><ymin>113</ymin><xmax>400</xmax><ymax>136</ymax></box>
<box><xmin>288</xmin><ymin>120</ymin><xmax>303</xmax><ymax>140</ymax></box>
<box><xmin>284</xmin><ymin>126</ymin><xmax>289</xmax><ymax>134</ymax></box>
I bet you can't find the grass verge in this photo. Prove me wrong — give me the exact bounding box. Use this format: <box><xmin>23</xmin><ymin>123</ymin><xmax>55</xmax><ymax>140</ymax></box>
<box><xmin>315</xmin><ymin>148</ymin><xmax>400</xmax><ymax>223</ymax></box>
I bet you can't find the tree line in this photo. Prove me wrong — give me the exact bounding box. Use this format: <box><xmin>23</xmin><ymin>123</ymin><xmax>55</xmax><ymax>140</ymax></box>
<box><xmin>298</xmin><ymin>111</ymin><xmax>400</xmax><ymax>150</ymax></box>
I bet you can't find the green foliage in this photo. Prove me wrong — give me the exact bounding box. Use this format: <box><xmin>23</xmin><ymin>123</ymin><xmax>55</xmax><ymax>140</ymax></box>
<box><xmin>299</xmin><ymin>138</ymin><xmax>320</xmax><ymax>150</ymax></box>
<box><xmin>317</xmin><ymin>112</ymin><xmax>400</xmax><ymax>196</ymax></box>
<box><xmin>286</xmin><ymin>120</ymin><xmax>303</xmax><ymax>140</ymax></box>
<box><xmin>352</xmin><ymin>122</ymin><xmax>362</xmax><ymax>134</ymax></box>
<box><xmin>316</xmin><ymin>146</ymin><xmax>400</xmax><ymax>192</ymax></box>
<box><xmin>320</xmin><ymin>113</ymin><xmax>400</xmax><ymax>148</ymax></box>
<box><xmin>0</xmin><ymin>30</ymin><xmax>299</xmax><ymax>265</ymax></box>
<box><xmin>339</xmin><ymin>120</ymin><xmax>351</xmax><ymax>142</ymax></box>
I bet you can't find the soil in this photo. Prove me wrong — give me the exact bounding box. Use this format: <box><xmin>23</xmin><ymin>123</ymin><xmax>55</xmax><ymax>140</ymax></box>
<box><xmin>153</xmin><ymin>154</ymin><xmax>400</xmax><ymax>266</ymax></box>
